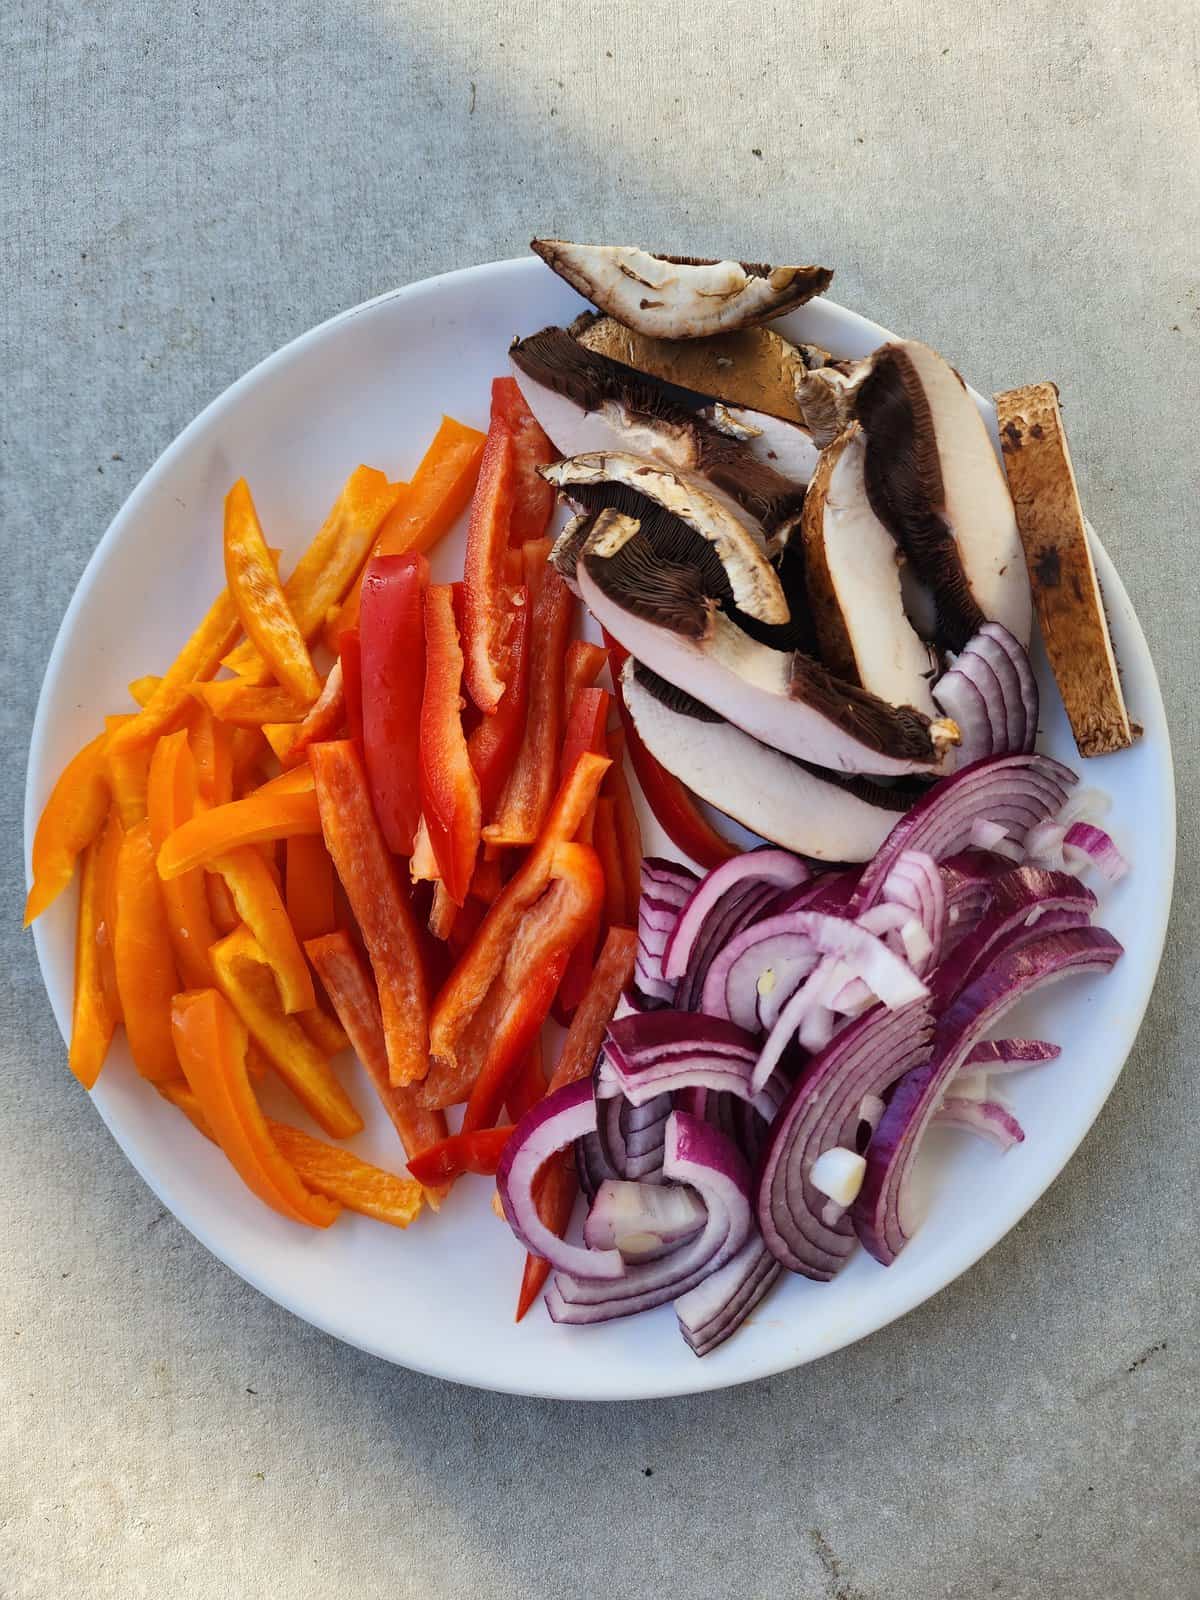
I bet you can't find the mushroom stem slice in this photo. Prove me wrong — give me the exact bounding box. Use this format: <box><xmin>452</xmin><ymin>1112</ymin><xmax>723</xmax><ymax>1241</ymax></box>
<box><xmin>994</xmin><ymin>382</ymin><xmax>1135</xmax><ymax>757</ymax></box>
<box><xmin>531</xmin><ymin>241</ymin><xmax>832</xmax><ymax>339</ymax></box>
<box><xmin>801</xmin><ymin>427</ymin><xmax>939</xmax><ymax>716</ymax></box>
<box><xmin>855</xmin><ymin>340</ymin><xmax>1031</xmax><ymax>651</ymax></box>
<box><xmin>621</xmin><ymin>659</ymin><xmax>912</xmax><ymax>863</ymax></box>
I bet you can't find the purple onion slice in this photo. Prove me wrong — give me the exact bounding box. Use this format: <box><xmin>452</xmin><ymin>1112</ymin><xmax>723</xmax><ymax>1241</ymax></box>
<box><xmin>934</xmin><ymin>1096</ymin><xmax>1025</xmax><ymax>1150</ymax></box>
<box><xmin>662</xmin><ymin>849</ymin><xmax>811</xmax><ymax>982</ymax></box>
<box><xmin>675</xmin><ymin>1234</ymin><xmax>781</xmax><ymax>1357</ymax></box>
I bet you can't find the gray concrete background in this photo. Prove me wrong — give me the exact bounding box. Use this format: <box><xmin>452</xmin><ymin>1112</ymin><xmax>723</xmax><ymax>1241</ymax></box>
<box><xmin>3</xmin><ymin>2</ymin><xmax>1198</xmax><ymax>1596</ymax></box>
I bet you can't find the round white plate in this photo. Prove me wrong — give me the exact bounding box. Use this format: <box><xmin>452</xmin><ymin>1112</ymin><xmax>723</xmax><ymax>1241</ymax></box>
<box><xmin>26</xmin><ymin>258</ymin><xmax>1175</xmax><ymax>1400</ymax></box>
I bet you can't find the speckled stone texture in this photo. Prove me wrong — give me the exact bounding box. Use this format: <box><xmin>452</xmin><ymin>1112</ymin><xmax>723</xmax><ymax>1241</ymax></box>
<box><xmin>2</xmin><ymin>2</ymin><xmax>1198</xmax><ymax>1596</ymax></box>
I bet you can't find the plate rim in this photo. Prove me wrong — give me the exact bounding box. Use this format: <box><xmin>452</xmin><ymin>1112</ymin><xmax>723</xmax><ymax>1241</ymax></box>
<box><xmin>24</xmin><ymin>256</ymin><xmax>1178</xmax><ymax>1399</ymax></box>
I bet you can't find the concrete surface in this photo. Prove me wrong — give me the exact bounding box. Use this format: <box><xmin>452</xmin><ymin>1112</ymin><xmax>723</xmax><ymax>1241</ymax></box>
<box><xmin>3</xmin><ymin>1</ymin><xmax>1198</xmax><ymax>1596</ymax></box>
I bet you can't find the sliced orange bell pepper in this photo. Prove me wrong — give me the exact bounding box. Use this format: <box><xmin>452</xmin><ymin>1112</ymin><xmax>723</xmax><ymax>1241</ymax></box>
<box><xmin>483</xmin><ymin>553</ymin><xmax>574</xmax><ymax>847</ymax></box>
<box><xmin>285</xmin><ymin>834</ymin><xmax>336</xmax><ymax>943</ymax></box>
<box><xmin>209</xmin><ymin>926</ymin><xmax>361</xmax><ymax>1138</ymax></box>
<box><xmin>420</xmin><ymin>584</ymin><xmax>481</xmax><ymax>904</ymax></box>
<box><xmin>296</xmin><ymin>1001</ymin><xmax>348</xmax><ymax>1058</ymax></box>
<box><xmin>106</xmin><ymin>587</ymin><xmax>242</xmax><ymax>758</ymax></box>
<box><xmin>267</xmin><ymin>1122</ymin><xmax>424</xmax><ymax>1228</ymax></box>
<box><xmin>303</xmin><ymin>931</ymin><xmax>449</xmax><ymax>1201</ymax></box>
<box><xmin>224</xmin><ymin>478</ymin><xmax>321</xmax><ymax>704</ymax></box>
<box><xmin>406</xmin><ymin>1125</ymin><xmax>516</xmax><ymax>1186</ymax></box>
<box><xmin>113</xmin><ymin>820</ymin><xmax>182</xmax><ymax>1082</ymax></box>
<box><xmin>325</xmin><ymin>417</ymin><xmax>486</xmax><ymax>648</ymax></box>
<box><xmin>147</xmin><ymin>731</ymin><xmax>220</xmax><ymax>988</ymax></box>
<box><xmin>157</xmin><ymin>1078</ymin><xmax>214</xmax><ymax>1139</ymax></box>
<box><xmin>206</xmin><ymin>874</ymin><xmax>240</xmax><ymax>933</ymax></box>
<box><xmin>230</xmin><ymin>726</ymin><xmax>270</xmax><ymax>797</ymax></box>
<box><xmin>157</xmin><ymin>788</ymin><xmax>320</xmax><ymax>878</ymax></box>
<box><xmin>187</xmin><ymin>703</ymin><xmax>235</xmax><ymax>808</ymax></box>
<box><xmin>516</xmin><ymin>1153</ymin><xmax>577</xmax><ymax>1322</ymax></box>
<box><xmin>223</xmin><ymin>465</ymin><xmax>401</xmax><ymax>683</ymax></box>
<box><xmin>550</xmin><ymin>688</ymin><xmax>612</xmax><ymax>1017</ymax></box>
<box><xmin>309</xmin><ymin>740</ymin><xmax>430</xmax><ymax>1086</ymax></box>
<box><xmin>426</xmin><ymin>750</ymin><xmax>609</xmax><ymax>1078</ymax></box>
<box><xmin>190</xmin><ymin>681</ymin><xmax>308</xmax><ymax>726</ymax></box>
<box><xmin>105</xmin><ymin>714</ymin><xmax>154</xmax><ymax>827</ymax></box>
<box><xmin>277</xmin><ymin>660</ymin><xmax>346</xmax><ymax>770</ymax></box>
<box><xmin>604</xmin><ymin>728</ymin><xmax>644</xmax><ymax>926</ymax></box>
<box><xmin>25</xmin><ymin>728</ymin><xmax>111</xmax><ymax>925</ymax></box>
<box><xmin>68</xmin><ymin>809</ymin><xmax>125</xmax><ymax>1089</ymax></box>
<box><xmin>171</xmin><ymin>988</ymin><xmax>339</xmax><ymax>1227</ymax></box>
<box><xmin>128</xmin><ymin>674</ymin><xmax>163</xmax><ymax>708</ymax></box>
<box><xmin>211</xmin><ymin>847</ymin><xmax>315</xmax><ymax>1014</ymax></box>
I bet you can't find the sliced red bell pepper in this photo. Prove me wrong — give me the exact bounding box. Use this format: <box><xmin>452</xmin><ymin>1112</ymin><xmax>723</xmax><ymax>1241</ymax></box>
<box><xmin>468</xmin><ymin>851</ymin><xmax>504</xmax><ymax>906</ymax></box>
<box><xmin>359</xmin><ymin>552</ymin><xmax>428</xmax><ymax>854</ymax></box>
<box><xmin>605</xmin><ymin>632</ymin><xmax>740</xmax><ymax>871</ymax></box>
<box><xmin>593</xmin><ymin>797</ymin><xmax>627</xmax><ymax>930</ymax></box>
<box><xmin>504</xmin><ymin>1038</ymin><xmax>545</xmax><ymax>1124</ymax></box>
<box><xmin>406</xmin><ymin>1125</ymin><xmax>516</xmax><ymax>1187</ymax></box>
<box><xmin>558</xmin><ymin>686</ymin><xmax>612</xmax><ymax>795</ymax></box>
<box><xmin>462</xmin><ymin>416</ymin><xmax>517</xmax><ymax>714</ymax></box>
<box><xmin>425</xmin><ymin>751</ymin><xmax>609</xmax><ymax>1087</ymax></box>
<box><xmin>490</xmin><ymin>376</ymin><xmax>556</xmax><ymax>544</ymax></box>
<box><xmin>309</xmin><ymin>740</ymin><xmax>430</xmax><ymax>1085</ymax></box>
<box><xmin>552</xmin><ymin>688</ymin><xmax>614</xmax><ymax>1018</ymax></box>
<box><xmin>420</xmin><ymin>583</ymin><xmax>481</xmax><ymax>904</ymax></box>
<box><xmin>515</xmin><ymin>1153</ymin><xmax>577</xmax><ymax>1322</ymax></box>
<box><xmin>562</xmin><ymin>640</ymin><xmax>609</xmax><ymax>732</ymax></box>
<box><xmin>339</xmin><ymin>628</ymin><xmax>364</xmax><ymax>745</ymax></box>
<box><xmin>604</xmin><ymin>728</ymin><xmax>644</xmax><ymax>926</ymax></box>
<box><xmin>466</xmin><ymin>588</ymin><xmax>530</xmax><ymax>824</ymax></box>
<box><xmin>548</xmin><ymin>924</ymin><xmax>638</xmax><ymax>1093</ymax></box>
<box><xmin>277</xmin><ymin>660</ymin><xmax>347</xmax><ymax>770</ymax></box>
<box><xmin>484</xmin><ymin>554</ymin><xmax>574</xmax><ymax>847</ymax></box>
<box><xmin>446</xmin><ymin>893</ymin><xmax>485</xmax><ymax>956</ymax></box>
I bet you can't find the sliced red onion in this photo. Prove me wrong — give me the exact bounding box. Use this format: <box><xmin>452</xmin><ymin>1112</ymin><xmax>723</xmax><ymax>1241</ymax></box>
<box><xmin>756</xmin><ymin>1000</ymin><xmax>935</xmax><ymax>1279</ymax></box>
<box><xmin>929</xmin><ymin>867</ymin><xmax>1097</xmax><ymax>1007</ymax></box>
<box><xmin>607</xmin><ymin>1011</ymin><xmax>765</xmax><ymax>1108</ymax></box>
<box><xmin>675</xmin><ymin>1234</ymin><xmax>781</xmax><ymax>1357</ymax></box>
<box><xmin>497</xmin><ymin>1079</ymin><xmax>624</xmax><ymax>1280</ymax></box>
<box><xmin>547</xmin><ymin>1112</ymin><xmax>753</xmax><ymax>1323</ymax></box>
<box><xmin>969</xmin><ymin>818</ymin><xmax>1024</xmax><ymax>860</ymax></box>
<box><xmin>786</xmin><ymin>868</ymin><xmax>860</xmax><ymax>915</ymax></box>
<box><xmin>583</xmin><ymin>1178</ymin><xmax>707</xmax><ymax>1259</ymax></box>
<box><xmin>979</xmin><ymin>622</ymin><xmax>1038</xmax><ymax>752</ymax></box>
<box><xmin>933</xmin><ymin>624</ymin><xmax>1037</xmax><ymax>762</ymax></box>
<box><xmin>1062</xmin><ymin>822</ymin><xmax>1130</xmax><ymax>884</ymax></box>
<box><xmin>661</xmin><ymin>850</ymin><xmax>811</xmax><ymax>982</ymax></box>
<box><xmin>935</xmin><ymin>1096</ymin><xmax>1025</xmax><ymax>1150</ymax></box>
<box><xmin>576</xmin><ymin>1129</ymin><xmax>616</xmax><ymax>1201</ymax></box>
<box><xmin>674</xmin><ymin>882</ymin><xmax>781</xmax><ymax>1015</ymax></box>
<box><xmin>850</xmin><ymin>753</ymin><xmax>1077</xmax><ymax>914</ymax></box>
<box><xmin>881</xmin><ymin>849</ymin><xmax>945</xmax><ymax>974</ymax></box>
<box><xmin>641</xmin><ymin>857</ymin><xmax>699</xmax><ymax>904</ymax></box>
<box><xmin>853</xmin><ymin>925</ymin><xmax>1123</xmax><ymax>1265</ymax></box>
<box><xmin>636</xmin><ymin>887</ymin><xmax>688</xmax><ymax>1007</ymax></box>
<box><xmin>931</xmin><ymin>667</ymin><xmax>993</xmax><ymax>767</ymax></box>
<box><xmin>963</xmin><ymin>1038</ymin><xmax>1061</xmax><ymax>1072</ymax></box>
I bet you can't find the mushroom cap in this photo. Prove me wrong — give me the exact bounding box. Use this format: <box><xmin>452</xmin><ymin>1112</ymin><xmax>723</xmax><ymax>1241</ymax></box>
<box><xmin>801</xmin><ymin>426</ymin><xmax>938</xmax><ymax>717</ymax></box>
<box><xmin>544</xmin><ymin>450</ymin><xmax>789</xmax><ymax>625</ymax></box>
<box><xmin>531</xmin><ymin>240</ymin><xmax>832</xmax><ymax>339</ymax></box>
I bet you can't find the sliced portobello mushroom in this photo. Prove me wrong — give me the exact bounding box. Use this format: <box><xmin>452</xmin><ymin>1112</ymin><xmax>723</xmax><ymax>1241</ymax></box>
<box><xmin>697</xmin><ymin>401</ymin><xmax>821</xmax><ymax>485</ymax></box>
<box><xmin>622</xmin><ymin>660</ymin><xmax>913</xmax><ymax>863</ymax></box>
<box><xmin>542</xmin><ymin>452</ymin><xmax>788</xmax><ymax>626</ymax></box>
<box><xmin>572</xmin><ymin>510</ymin><xmax>958</xmax><ymax>777</ymax></box>
<box><xmin>531</xmin><ymin>240</ymin><xmax>832</xmax><ymax>338</ymax></box>
<box><xmin>854</xmin><ymin>340</ymin><xmax>1032</xmax><ymax>651</ymax></box>
<box><xmin>801</xmin><ymin>427</ymin><xmax>939</xmax><ymax>717</ymax></box>
<box><xmin>994</xmin><ymin>381</ymin><xmax>1135</xmax><ymax>756</ymax></box>
<box><xmin>795</xmin><ymin>362</ymin><xmax>865</xmax><ymax>448</ymax></box>
<box><xmin>574</xmin><ymin>312</ymin><xmax>831</xmax><ymax>426</ymax></box>
<box><xmin>510</xmin><ymin>327</ymin><xmax>808</xmax><ymax>529</ymax></box>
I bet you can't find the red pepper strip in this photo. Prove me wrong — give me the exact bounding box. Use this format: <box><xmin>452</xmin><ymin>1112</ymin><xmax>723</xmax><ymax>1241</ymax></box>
<box><xmin>425</xmin><ymin>750</ymin><xmax>610</xmax><ymax>1086</ymax></box>
<box><xmin>304</xmin><ymin>931</ymin><xmax>449</xmax><ymax>1205</ymax></box>
<box><xmin>462</xmin><ymin>412</ymin><xmax>517</xmax><ymax>714</ymax></box>
<box><xmin>428</xmin><ymin>881</ymin><xmax>457</xmax><ymax>942</ymax></box>
<box><xmin>593</xmin><ymin>797</ymin><xmax>627</xmax><ymax>929</ymax></box>
<box><xmin>515</xmin><ymin>1153</ymin><xmax>577</xmax><ymax>1322</ymax></box>
<box><xmin>504</xmin><ymin>1037</ymin><xmax>545</xmax><ymax>1124</ymax></box>
<box><xmin>25</xmin><ymin>729</ymin><xmax>111</xmax><ymax>925</ymax></box>
<box><xmin>277</xmin><ymin>660</ymin><xmax>347</xmax><ymax>770</ymax></box>
<box><xmin>460</xmin><ymin>841</ymin><xmax>604</xmax><ymax>1134</ymax></box>
<box><xmin>445</xmin><ymin>894</ymin><xmax>485</xmax><ymax>957</ymax></box>
<box><xmin>552</xmin><ymin>688</ymin><xmax>616</xmax><ymax>1020</ymax></box>
<box><xmin>484</xmin><ymin>557</ymin><xmax>573</xmax><ymax>847</ymax></box>
<box><xmin>558</xmin><ymin>687</ymin><xmax>612</xmax><ymax>800</ymax></box>
<box><xmin>548</xmin><ymin>924</ymin><xmax>638</xmax><ymax>1093</ymax></box>
<box><xmin>406</xmin><ymin>1125</ymin><xmax>516</xmax><ymax>1187</ymax></box>
<box><xmin>420</xmin><ymin>583</ymin><xmax>481</xmax><ymax>904</ymax></box>
<box><xmin>490</xmin><ymin>376</ymin><xmax>557</xmax><ymax>544</ymax></box>
<box><xmin>466</xmin><ymin>589</ymin><xmax>530</xmax><ymax>824</ymax></box>
<box><xmin>468</xmin><ymin>852</ymin><xmax>503</xmax><ymax>906</ymax></box>
<box><xmin>604</xmin><ymin>728</ymin><xmax>645</xmax><ymax>926</ymax></box>
<box><xmin>340</xmin><ymin>628</ymin><xmax>364</xmax><ymax>744</ymax></box>
<box><xmin>360</xmin><ymin>553</ymin><xmax>428</xmax><ymax>854</ymax></box>
<box><xmin>604</xmin><ymin>632</ymin><xmax>740</xmax><ymax>871</ymax></box>
<box><xmin>309</xmin><ymin>740</ymin><xmax>430</xmax><ymax>1086</ymax></box>
<box><xmin>562</xmin><ymin>641</ymin><xmax>609</xmax><ymax>736</ymax></box>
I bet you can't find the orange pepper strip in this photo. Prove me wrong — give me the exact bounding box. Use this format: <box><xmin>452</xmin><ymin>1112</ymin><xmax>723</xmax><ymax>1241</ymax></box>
<box><xmin>224</xmin><ymin>479</ymin><xmax>321</xmax><ymax>703</ymax></box>
<box><xmin>276</xmin><ymin>660</ymin><xmax>346</xmax><ymax>770</ymax></box>
<box><xmin>157</xmin><ymin>1078</ymin><xmax>214</xmax><ymax>1139</ymax></box>
<box><xmin>209</xmin><ymin>927</ymin><xmax>361</xmax><ymax>1137</ymax></box>
<box><xmin>325</xmin><ymin>417</ymin><xmax>487</xmax><ymax>649</ymax></box>
<box><xmin>106</xmin><ymin>588</ymin><xmax>242</xmax><ymax>758</ymax></box>
<box><xmin>171</xmin><ymin>988</ymin><xmax>339</xmax><ymax>1227</ymax></box>
<box><xmin>147</xmin><ymin>731</ymin><xmax>220</xmax><ymax>988</ymax></box>
<box><xmin>211</xmin><ymin>848</ymin><xmax>315</xmax><ymax>1014</ymax></box>
<box><xmin>604</xmin><ymin>728</ymin><xmax>644</xmax><ymax>926</ymax></box>
<box><xmin>128</xmin><ymin>674</ymin><xmax>162</xmax><ymax>708</ymax></box>
<box><xmin>105</xmin><ymin>716</ymin><xmax>154</xmax><ymax>827</ymax></box>
<box><xmin>113</xmin><ymin>820</ymin><xmax>183</xmax><ymax>1082</ymax></box>
<box><xmin>252</xmin><ymin>765</ymin><xmax>317</xmax><ymax>797</ymax></box>
<box><xmin>95</xmin><ymin>807</ymin><xmax>124</xmax><ymax>1022</ymax></box>
<box><xmin>304</xmin><ymin>931</ymin><xmax>449</xmax><ymax>1203</ymax></box>
<box><xmin>285</xmin><ymin>834</ymin><xmax>336</xmax><ymax>943</ymax></box>
<box><xmin>188</xmin><ymin>703</ymin><xmax>234</xmax><ymax>808</ymax></box>
<box><xmin>230</xmin><ymin>726</ymin><xmax>270</xmax><ymax>796</ymax></box>
<box><xmin>296</xmin><ymin>1004</ymin><xmax>348</xmax><ymax>1058</ymax></box>
<box><xmin>267</xmin><ymin>1122</ymin><xmax>424</xmax><ymax>1228</ymax></box>
<box><xmin>25</xmin><ymin>729</ymin><xmax>111</xmax><ymax>925</ymax></box>
<box><xmin>157</xmin><ymin>789</ymin><xmax>320</xmax><ymax>878</ymax></box>
<box><xmin>425</xmin><ymin>750</ymin><xmax>611</xmax><ymax>1080</ymax></box>
<box><xmin>190</xmin><ymin>681</ymin><xmax>308</xmax><ymax>727</ymax></box>
<box><xmin>68</xmin><ymin>811</ymin><xmax>125</xmax><ymax>1089</ymax></box>
<box><xmin>206</xmin><ymin>874</ymin><xmax>240</xmax><ymax>933</ymax></box>
<box><xmin>309</xmin><ymin>741</ymin><xmax>431</xmax><ymax>1087</ymax></box>
<box><xmin>223</xmin><ymin>466</ymin><xmax>401</xmax><ymax>683</ymax></box>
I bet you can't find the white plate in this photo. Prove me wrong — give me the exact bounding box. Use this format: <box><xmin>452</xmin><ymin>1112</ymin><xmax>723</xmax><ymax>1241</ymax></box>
<box><xmin>25</xmin><ymin>258</ymin><xmax>1175</xmax><ymax>1400</ymax></box>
